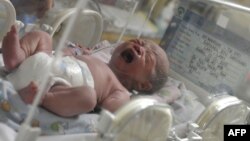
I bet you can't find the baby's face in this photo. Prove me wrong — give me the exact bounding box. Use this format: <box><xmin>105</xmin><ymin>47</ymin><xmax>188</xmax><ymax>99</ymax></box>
<box><xmin>109</xmin><ymin>39</ymin><xmax>157</xmax><ymax>92</ymax></box>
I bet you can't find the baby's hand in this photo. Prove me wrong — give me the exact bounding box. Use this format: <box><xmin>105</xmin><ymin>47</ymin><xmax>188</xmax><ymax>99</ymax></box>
<box><xmin>63</xmin><ymin>43</ymin><xmax>92</xmax><ymax>56</ymax></box>
<box><xmin>74</xmin><ymin>43</ymin><xmax>92</xmax><ymax>55</ymax></box>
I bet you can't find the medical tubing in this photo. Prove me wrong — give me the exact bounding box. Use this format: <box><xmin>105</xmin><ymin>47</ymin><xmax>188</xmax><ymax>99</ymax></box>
<box><xmin>92</xmin><ymin>46</ymin><xmax>113</xmax><ymax>54</ymax></box>
<box><xmin>117</xmin><ymin>1</ymin><xmax>139</xmax><ymax>44</ymax></box>
<box><xmin>137</xmin><ymin>0</ymin><xmax>158</xmax><ymax>38</ymax></box>
<box><xmin>21</xmin><ymin>0</ymin><xmax>88</xmax><ymax>130</ymax></box>
<box><xmin>207</xmin><ymin>0</ymin><xmax>250</xmax><ymax>13</ymax></box>
<box><xmin>92</xmin><ymin>41</ymin><xmax>123</xmax><ymax>54</ymax></box>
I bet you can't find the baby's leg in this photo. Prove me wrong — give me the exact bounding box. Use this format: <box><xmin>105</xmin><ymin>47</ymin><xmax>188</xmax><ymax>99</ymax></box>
<box><xmin>2</xmin><ymin>25</ymin><xmax>53</xmax><ymax>71</ymax></box>
<box><xmin>18</xmin><ymin>81</ymin><xmax>39</xmax><ymax>104</ymax></box>
<box><xmin>2</xmin><ymin>25</ymin><xmax>25</xmax><ymax>71</ymax></box>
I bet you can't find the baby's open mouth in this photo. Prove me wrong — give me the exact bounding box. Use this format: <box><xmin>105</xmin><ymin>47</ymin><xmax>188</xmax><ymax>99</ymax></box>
<box><xmin>121</xmin><ymin>49</ymin><xmax>134</xmax><ymax>63</ymax></box>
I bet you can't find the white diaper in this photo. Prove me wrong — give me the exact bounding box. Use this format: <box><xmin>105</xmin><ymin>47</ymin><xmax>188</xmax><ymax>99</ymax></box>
<box><xmin>6</xmin><ymin>52</ymin><xmax>94</xmax><ymax>91</ymax></box>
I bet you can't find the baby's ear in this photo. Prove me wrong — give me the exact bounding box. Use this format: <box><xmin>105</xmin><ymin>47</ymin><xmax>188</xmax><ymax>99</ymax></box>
<box><xmin>138</xmin><ymin>81</ymin><xmax>152</xmax><ymax>91</ymax></box>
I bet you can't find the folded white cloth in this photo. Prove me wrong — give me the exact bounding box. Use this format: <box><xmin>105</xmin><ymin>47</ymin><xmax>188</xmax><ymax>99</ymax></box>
<box><xmin>7</xmin><ymin>52</ymin><xmax>94</xmax><ymax>91</ymax></box>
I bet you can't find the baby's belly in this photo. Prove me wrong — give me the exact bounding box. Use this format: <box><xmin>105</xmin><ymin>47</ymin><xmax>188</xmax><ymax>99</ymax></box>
<box><xmin>52</xmin><ymin>56</ymin><xmax>85</xmax><ymax>87</ymax></box>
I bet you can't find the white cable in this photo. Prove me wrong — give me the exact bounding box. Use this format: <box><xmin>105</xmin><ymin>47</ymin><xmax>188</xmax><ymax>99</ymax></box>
<box><xmin>15</xmin><ymin>1</ymin><xmax>88</xmax><ymax>141</ymax></box>
<box><xmin>116</xmin><ymin>1</ymin><xmax>139</xmax><ymax>44</ymax></box>
<box><xmin>91</xmin><ymin>41</ymin><xmax>121</xmax><ymax>54</ymax></box>
<box><xmin>137</xmin><ymin>0</ymin><xmax>158</xmax><ymax>38</ymax></box>
<box><xmin>207</xmin><ymin>0</ymin><xmax>250</xmax><ymax>13</ymax></box>
<box><xmin>92</xmin><ymin>46</ymin><xmax>113</xmax><ymax>54</ymax></box>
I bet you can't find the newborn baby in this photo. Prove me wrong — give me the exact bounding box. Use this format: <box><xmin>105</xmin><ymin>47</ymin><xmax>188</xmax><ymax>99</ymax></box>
<box><xmin>2</xmin><ymin>25</ymin><xmax>130</xmax><ymax>117</ymax></box>
<box><xmin>2</xmin><ymin>25</ymin><xmax>169</xmax><ymax>117</ymax></box>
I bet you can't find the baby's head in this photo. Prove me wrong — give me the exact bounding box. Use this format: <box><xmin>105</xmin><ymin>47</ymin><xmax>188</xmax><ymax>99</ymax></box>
<box><xmin>109</xmin><ymin>39</ymin><xmax>169</xmax><ymax>94</ymax></box>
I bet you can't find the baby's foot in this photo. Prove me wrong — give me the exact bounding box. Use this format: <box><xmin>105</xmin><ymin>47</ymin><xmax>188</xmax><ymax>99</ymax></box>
<box><xmin>18</xmin><ymin>81</ymin><xmax>38</xmax><ymax>104</ymax></box>
<box><xmin>2</xmin><ymin>25</ymin><xmax>22</xmax><ymax>70</ymax></box>
<box><xmin>2</xmin><ymin>25</ymin><xmax>20</xmax><ymax>50</ymax></box>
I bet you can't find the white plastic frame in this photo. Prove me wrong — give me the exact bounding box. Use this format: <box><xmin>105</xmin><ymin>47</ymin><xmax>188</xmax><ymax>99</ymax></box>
<box><xmin>0</xmin><ymin>0</ymin><xmax>16</xmax><ymax>40</ymax></box>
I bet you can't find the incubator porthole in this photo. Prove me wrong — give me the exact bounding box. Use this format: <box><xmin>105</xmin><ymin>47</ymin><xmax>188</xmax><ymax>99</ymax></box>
<box><xmin>196</xmin><ymin>97</ymin><xmax>249</xmax><ymax>141</ymax></box>
<box><xmin>100</xmin><ymin>98</ymin><xmax>172</xmax><ymax>141</ymax></box>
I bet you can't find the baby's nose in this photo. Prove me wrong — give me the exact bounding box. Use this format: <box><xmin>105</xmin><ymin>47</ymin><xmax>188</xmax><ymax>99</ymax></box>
<box><xmin>132</xmin><ymin>44</ymin><xmax>143</xmax><ymax>57</ymax></box>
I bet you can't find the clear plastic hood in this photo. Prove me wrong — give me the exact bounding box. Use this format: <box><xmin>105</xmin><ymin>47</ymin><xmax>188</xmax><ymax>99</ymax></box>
<box><xmin>160</xmin><ymin>0</ymin><xmax>250</xmax><ymax>103</ymax></box>
<box><xmin>160</xmin><ymin>0</ymin><xmax>250</xmax><ymax>140</ymax></box>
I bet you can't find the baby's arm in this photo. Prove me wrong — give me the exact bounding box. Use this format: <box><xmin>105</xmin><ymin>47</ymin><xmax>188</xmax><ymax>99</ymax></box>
<box><xmin>101</xmin><ymin>90</ymin><xmax>130</xmax><ymax>113</ymax></box>
<box><xmin>62</xmin><ymin>42</ymin><xmax>92</xmax><ymax>56</ymax></box>
<box><xmin>41</xmin><ymin>85</ymin><xmax>97</xmax><ymax>117</ymax></box>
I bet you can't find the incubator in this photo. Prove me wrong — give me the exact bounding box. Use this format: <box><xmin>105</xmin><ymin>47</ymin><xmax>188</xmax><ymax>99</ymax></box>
<box><xmin>0</xmin><ymin>0</ymin><xmax>250</xmax><ymax>141</ymax></box>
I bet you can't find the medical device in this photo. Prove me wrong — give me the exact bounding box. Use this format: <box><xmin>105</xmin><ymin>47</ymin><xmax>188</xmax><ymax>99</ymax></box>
<box><xmin>0</xmin><ymin>1</ymin><xmax>174</xmax><ymax>141</ymax></box>
<box><xmin>160</xmin><ymin>0</ymin><xmax>250</xmax><ymax>140</ymax></box>
<box><xmin>97</xmin><ymin>98</ymin><xmax>172</xmax><ymax>141</ymax></box>
<box><xmin>1</xmin><ymin>0</ymin><xmax>250</xmax><ymax>141</ymax></box>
